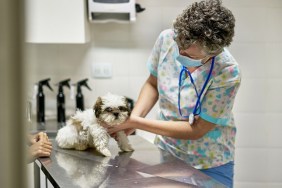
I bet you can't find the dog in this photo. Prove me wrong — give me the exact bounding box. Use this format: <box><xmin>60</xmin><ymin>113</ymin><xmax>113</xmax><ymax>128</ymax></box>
<box><xmin>56</xmin><ymin>93</ymin><xmax>134</xmax><ymax>157</ymax></box>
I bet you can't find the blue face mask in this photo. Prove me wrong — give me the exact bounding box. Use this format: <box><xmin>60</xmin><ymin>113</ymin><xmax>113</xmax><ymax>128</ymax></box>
<box><xmin>175</xmin><ymin>45</ymin><xmax>204</xmax><ymax>67</ymax></box>
<box><xmin>176</xmin><ymin>55</ymin><xmax>203</xmax><ymax>67</ymax></box>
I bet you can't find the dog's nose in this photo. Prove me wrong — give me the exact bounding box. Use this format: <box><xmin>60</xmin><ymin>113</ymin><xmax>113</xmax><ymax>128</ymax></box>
<box><xmin>113</xmin><ymin>112</ymin><xmax>119</xmax><ymax>117</ymax></box>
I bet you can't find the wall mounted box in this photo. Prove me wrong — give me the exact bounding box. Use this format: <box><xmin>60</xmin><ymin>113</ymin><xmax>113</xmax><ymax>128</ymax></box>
<box><xmin>88</xmin><ymin>0</ymin><xmax>136</xmax><ymax>23</ymax></box>
<box><xmin>25</xmin><ymin>0</ymin><xmax>90</xmax><ymax>43</ymax></box>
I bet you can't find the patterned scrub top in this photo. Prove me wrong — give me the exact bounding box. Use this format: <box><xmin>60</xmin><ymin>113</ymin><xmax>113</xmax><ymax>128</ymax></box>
<box><xmin>147</xmin><ymin>29</ymin><xmax>241</xmax><ymax>169</ymax></box>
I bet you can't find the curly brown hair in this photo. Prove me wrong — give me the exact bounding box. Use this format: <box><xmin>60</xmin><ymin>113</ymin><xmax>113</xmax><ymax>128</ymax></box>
<box><xmin>173</xmin><ymin>0</ymin><xmax>235</xmax><ymax>54</ymax></box>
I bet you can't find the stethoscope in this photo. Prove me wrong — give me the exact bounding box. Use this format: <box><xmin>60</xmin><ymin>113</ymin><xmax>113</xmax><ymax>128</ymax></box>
<box><xmin>178</xmin><ymin>57</ymin><xmax>215</xmax><ymax>124</ymax></box>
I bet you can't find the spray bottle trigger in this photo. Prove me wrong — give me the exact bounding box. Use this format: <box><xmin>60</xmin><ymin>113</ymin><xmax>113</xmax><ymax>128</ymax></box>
<box><xmin>38</xmin><ymin>78</ymin><xmax>53</xmax><ymax>92</ymax></box>
<box><xmin>84</xmin><ymin>82</ymin><xmax>91</xmax><ymax>91</ymax></box>
<box><xmin>46</xmin><ymin>82</ymin><xmax>53</xmax><ymax>91</ymax></box>
<box><xmin>77</xmin><ymin>79</ymin><xmax>92</xmax><ymax>91</ymax></box>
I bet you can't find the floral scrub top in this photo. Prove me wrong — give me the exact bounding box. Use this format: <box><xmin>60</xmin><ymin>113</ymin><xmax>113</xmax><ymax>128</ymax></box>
<box><xmin>147</xmin><ymin>29</ymin><xmax>241</xmax><ymax>169</ymax></box>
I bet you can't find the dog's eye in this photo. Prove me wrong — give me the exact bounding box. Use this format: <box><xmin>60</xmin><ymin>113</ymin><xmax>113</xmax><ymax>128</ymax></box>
<box><xmin>118</xmin><ymin>106</ymin><xmax>127</xmax><ymax>111</ymax></box>
<box><xmin>105</xmin><ymin>107</ymin><xmax>113</xmax><ymax>112</ymax></box>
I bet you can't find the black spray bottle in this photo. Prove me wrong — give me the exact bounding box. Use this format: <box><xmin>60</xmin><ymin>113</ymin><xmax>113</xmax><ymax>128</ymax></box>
<box><xmin>56</xmin><ymin>79</ymin><xmax>71</xmax><ymax>123</ymax></box>
<box><xmin>37</xmin><ymin>78</ymin><xmax>53</xmax><ymax>124</ymax></box>
<box><xmin>75</xmin><ymin>79</ymin><xmax>91</xmax><ymax>111</ymax></box>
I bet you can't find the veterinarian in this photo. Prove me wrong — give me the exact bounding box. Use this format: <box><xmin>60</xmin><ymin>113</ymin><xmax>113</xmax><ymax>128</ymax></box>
<box><xmin>27</xmin><ymin>132</ymin><xmax>52</xmax><ymax>163</ymax></box>
<box><xmin>108</xmin><ymin>0</ymin><xmax>241</xmax><ymax>187</ymax></box>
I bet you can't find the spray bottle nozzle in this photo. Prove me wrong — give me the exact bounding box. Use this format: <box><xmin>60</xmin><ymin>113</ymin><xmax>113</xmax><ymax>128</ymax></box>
<box><xmin>38</xmin><ymin>78</ymin><xmax>53</xmax><ymax>92</ymax></box>
<box><xmin>75</xmin><ymin>78</ymin><xmax>92</xmax><ymax>111</ymax></box>
<box><xmin>77</xmin><ymin>79</ymin><xmax>91</xmax><ymax>92</ymax></box>
<box><xmin>56</xmin><ymin>79</ymin><xmax>71</xmax><ymax>92</ymax></box>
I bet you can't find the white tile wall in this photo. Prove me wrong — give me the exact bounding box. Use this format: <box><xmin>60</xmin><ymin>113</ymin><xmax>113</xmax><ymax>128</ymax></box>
<box><xmin>25</xmin><ymin>0</ymin><xmax>282</xmax><ymax>187</ymax></box>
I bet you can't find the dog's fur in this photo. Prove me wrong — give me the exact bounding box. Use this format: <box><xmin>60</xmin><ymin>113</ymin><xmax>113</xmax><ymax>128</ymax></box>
<box><xmin>56</xmin><ymin>93</ymin><xmax>134</xmax><ymax>156</ymax></box>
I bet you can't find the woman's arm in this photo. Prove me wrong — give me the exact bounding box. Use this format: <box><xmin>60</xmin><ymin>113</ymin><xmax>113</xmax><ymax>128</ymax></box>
<box><xmin>131</xmin><ymin>74</ymin><xmax>159</xmax><ymax>117</ymax></box>
<box><xmin>130</xmin><ymin>116</ymin><xmax>215</xmax><ymax>140</ymax></box>
<box><xmin>109</xmin><ymin>115</ymin><xmax>215</xmax><ymax>140</ymax></box>
<box><xmin>110</xmin><ymin>74</ymin><xmax>216</xmax><ymax>140</ymax></box>
<box><xmin>120</xmin><ymin>74</ymin><xmax>158</xmax><ymax>136</ymax></box>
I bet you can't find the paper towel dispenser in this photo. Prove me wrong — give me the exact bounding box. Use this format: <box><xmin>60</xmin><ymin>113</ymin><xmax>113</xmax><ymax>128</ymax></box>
<box><xmin>88</xmin><ymin>0</ymin><xmax>136</xmax><ymax>23</ymax></box>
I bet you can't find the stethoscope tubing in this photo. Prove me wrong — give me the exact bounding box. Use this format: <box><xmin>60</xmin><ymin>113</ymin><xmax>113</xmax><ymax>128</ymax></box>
<box><xmin>178</xmin><ymin>57</ymin><xmax>215</xmax><ymax>119</ymax></box>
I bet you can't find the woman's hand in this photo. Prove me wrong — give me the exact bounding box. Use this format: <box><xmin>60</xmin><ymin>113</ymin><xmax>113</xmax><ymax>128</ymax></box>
<box><xmin>107</xmin><ymin>121</ymin><xmax>130</xmax><ymax>135</ymax></box>
<box><xmin>27</xmin><ymin>131</ymin><xmax>52</xmax><ymax>163</ymax></box>
<box><xmin>109</xmin><ymin>128</ymin><xmax>136</xmax><ymax>141</ymax></box>
<box><xmin>28</xmin><ymin>139</ymin><xmax>52</xmax><ymax>162</ymax></box>
<box><xmin>107</xmin><ymin>116</ymin><xmax>137</xmax><ymax>136</ymax></box>
<box><xmin>28</xmin><ymin>132</ymin><xmax>49</xmax><ymax>145</ymax></box>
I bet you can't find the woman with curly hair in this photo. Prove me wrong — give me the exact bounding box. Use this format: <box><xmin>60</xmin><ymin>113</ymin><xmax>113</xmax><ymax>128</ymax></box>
<box><xmin>108</xmin><ymin>0</ymin><xmax>241</xmax><ymax>187</ymax></box>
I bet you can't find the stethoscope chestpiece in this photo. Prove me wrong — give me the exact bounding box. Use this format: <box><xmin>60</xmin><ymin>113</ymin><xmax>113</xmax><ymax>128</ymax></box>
<box><xmin>189</xmin><ymin>113</ymin><xmax>194</xmax><ymax>125</ymax></box>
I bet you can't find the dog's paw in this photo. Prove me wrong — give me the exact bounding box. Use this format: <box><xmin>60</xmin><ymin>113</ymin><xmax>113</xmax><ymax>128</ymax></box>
<box><xmin>75</xmin><ymin>144</ymin><xmax>88</xmax><ymax>151</ymax></box>
<box><xmin>120</xmin><ymin>144</ymin><xmax>134</xmax><ymax>152</ymax></box>
<box><xmin>99</xmin><ymin>148</ymin><xmax>111</xmax><ymax>157</ymax></box>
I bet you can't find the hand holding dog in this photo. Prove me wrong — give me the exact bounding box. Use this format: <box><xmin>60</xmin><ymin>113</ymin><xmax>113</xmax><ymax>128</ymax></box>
<box><xmin>107</xmin><ymin>116</ymin><xmax>135</xmax><ymax>135</ymax></box>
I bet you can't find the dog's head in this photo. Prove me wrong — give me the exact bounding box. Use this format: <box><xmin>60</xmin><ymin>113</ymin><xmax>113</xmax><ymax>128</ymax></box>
<box><xmin>93</xmin><ymin>93</ymin><xmax>131</xmax><ymax>126</ymax></box>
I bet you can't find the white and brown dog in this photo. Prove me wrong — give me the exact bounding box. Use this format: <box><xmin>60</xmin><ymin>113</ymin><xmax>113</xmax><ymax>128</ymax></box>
<box><xmin>56</xmin><ymin>93</ymin><xmax>134</xmax><ymax>157</ymax></box>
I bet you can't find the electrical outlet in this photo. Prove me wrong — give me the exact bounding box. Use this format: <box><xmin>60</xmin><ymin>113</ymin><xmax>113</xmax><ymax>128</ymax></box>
<box><xmin>91</xmin><ymin>63</ymin><xmax>112</xmax><ymax>78</ymax></box>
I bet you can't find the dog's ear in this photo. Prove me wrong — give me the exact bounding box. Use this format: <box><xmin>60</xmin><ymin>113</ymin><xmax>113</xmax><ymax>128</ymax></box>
<box><xmin>94</xmin><ymin>97</ymin><xmax>103</xmax><ymax>118</ymax></box>
<box><xmin>125</xmin><ymin>98</ymin><xmax>132</xmax><ymax>116</ymax></box>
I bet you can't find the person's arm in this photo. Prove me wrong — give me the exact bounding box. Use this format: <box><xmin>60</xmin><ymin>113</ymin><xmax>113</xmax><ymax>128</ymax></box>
<box><xmin>122</xmin><ymin>74</ymin><xmax>158</xmax><ymax>136</ymax></box>
<box><xmin>131</xmin><ymin>115</ymin><xmax>215</xmax><ymax>140</ymax></box>
<box><xmin>110</xmin><ymin>74</ymin><xmax>215</xmax><ymax>140</ymax></box>
<box><xmin>109</xmin><ymin>115</ymin><xmax>215</xmax><ymax>140</ymax></box>
<box><xmin>132</xmin><ymin>74</ymin><xmax>159</xmax><ymax>117</ymax></box>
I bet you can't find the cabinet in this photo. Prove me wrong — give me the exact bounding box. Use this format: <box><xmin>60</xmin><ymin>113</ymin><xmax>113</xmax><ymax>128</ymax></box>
<box><xmin>25</xmin><ymin>0</ymin><xmax>90</xmax><ymax>43</ymax></box>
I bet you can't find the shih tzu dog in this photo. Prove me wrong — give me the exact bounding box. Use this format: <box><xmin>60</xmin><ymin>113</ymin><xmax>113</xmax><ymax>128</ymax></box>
<box><xmin>56</xmin><ymin>93</ymin><xmax>134</xmax><ymax>157</ymax></box>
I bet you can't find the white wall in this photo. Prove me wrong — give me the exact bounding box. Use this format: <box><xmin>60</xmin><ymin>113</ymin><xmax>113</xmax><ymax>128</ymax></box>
<box><xmin>25</xmin><ymin>0</ymin><xmax>282</xmax><ymax>187</ymax></box>
<box><xmin>227</xmin><ymin>0</ymin><xmax>282</xmax><ymax>187</ymax></box>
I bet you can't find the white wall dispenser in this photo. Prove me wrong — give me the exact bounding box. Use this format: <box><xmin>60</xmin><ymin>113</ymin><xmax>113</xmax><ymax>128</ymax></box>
<box><xmin>88</xmin><ymin>0</ymin><xmax>136</xmax><ymax>23</ymax></box>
